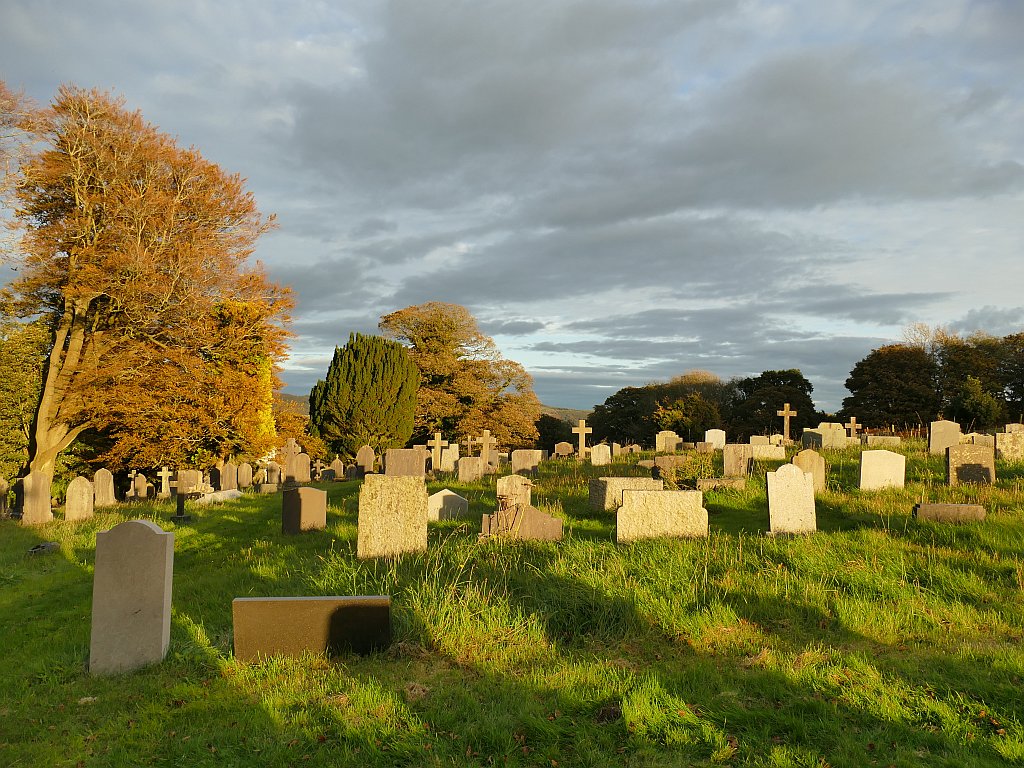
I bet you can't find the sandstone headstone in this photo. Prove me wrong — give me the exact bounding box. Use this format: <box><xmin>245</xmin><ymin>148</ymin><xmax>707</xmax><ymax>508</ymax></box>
<box><xmin>751</xmin><ymin>444</ymin><xmax>786</xmax><ymax>460</ymax></box>
<box><xmin>356</xmin><ymin>475</ymin><xmax>428</xmax><ymax>559</ymax></box>
<box><xmin>749</xmin><ymin>435</ymin><xmax>769</xmax><ymax>446</ymax></box>
<box><xmin>385</xmin><ymin>448</ymin><xmax>426</xmax><ymax>478</ymax></box>
<box><xmin>655</xmin><ymin>430</ymin><xmax>682</xmax><ymax>454</ymax></box>
<box><xmin>329</xmin><ymin>458</ymin><xmax>346</xmax><ymax>479</ymax></box>
<box><xmin>511</xmin><ymin>449</ymin><xmax>543</xmax><ymax>475</ymax></box>
<box><xmin>89</xmin><ymin>520</ymin><xmax>173</xmax><ymax>675</ymax></box>
<box><xmin>914</xmin><ymin>503</ymin><xmax>986</xmax><ymax>523</ymax></box>
<box><xmin>439</xmin><ymin>444</ymin><xmax>460</xmax><ymax>472</ymax></box>
<box><xmin>553</xmin><ymin>442</ymin><xmax>574</xmax><ymax>457</ymax></box>
<box><xmin>457</xmin><ymin>456</ymin><xmax>486</xmax><ymax>483</ymax></box>
<box><xmin>93</xmin><ymin>468</ymin><xmax>116</xmax><ymax>507</ymax></box>
<box><xmin>590</xmin><ymin>443</ymin><xmax>611</xmax><ymax>466</ymax></box>
<box><xmin>859</xmin><ymin>450</ymin><xmax>905</xmax><ymax>490</ymax></box>
<box><xmin>616</xmin><ymin>490</ymin><xmax>708</xmax><ymax>542</ymax></box>
<box><xmin>930</xmin><ymin>419</ymin><xmax>962</xmax><ymax>456</ymax></box>
<box><xmin>696</xmin><ymin>477</ymin><xmax>746</xmax><ymax>491</ymax></box>
<box><xmin>232</xmin><ymin>596</ymin><xmax>391</xmax><ymax>660</ymax></box>
<box><xmin>963</xmin><ymin>432</ymin><xmax>995</xmax><ymax>447</ymax></box>
<box><xmin>279</xmin><ymin>438</ymin><xmax>302</xmax><ymax>480</ymax></box>
<box><xmin>792</xmin><ymin>449</ymin><xmax>826</xmax><ymax>493</ymax></box>
<box><xmin>996</xmin><ymin>431</ymin><xmax>1024</xmax><ymax>462</ymax></box>
<box><xmin>864</xmin><ymin>435</ymin><xmax>901</xmax><ymax>447</ymax></box>
<box><xmin>704</xmin><ymin>429</ymin><xmax>726</xmax><ymax>449</ymax></box>
<box><xmin>481</xmin><ymin>503</ymin><xmax>562</xmax><ymax>541</ymax></box>
<box><xmin>292</xmin><ymin>453</ymin><xmax>312</xmax><ymax>484</ymax></box>
<box><xmin>237</xmin><ymin>462</ymin><xmax>253</xmax><ymax>489</ymax></box>
<box><xmin>611</xmin><ymin>442</ymin><xmax>622</xmax><ymax>456</ymax></box>
<box><xmin>221</xmin><ymin>461</ymin><xmax>238</xmax><ymax>492</ymax></box>
<box><xmin>947</xmin><ymin>444</ymin><xmax>995</xmax><ymax>485</ymax></box>
<box><xmin>356</xmin><ymin>445</ymin><xmax>376</xmax><ymax>476</ymax></box>
<box><xmin>176</xmin><ymin>469</ymin><xmax>204</xmax><ymax>495</ymax></box>
<box><xmin>766</xmin><ymin>463</ymin><xmax>816</xmax><ymax>534</ymax></box>
<box><xmin>65</xmin><ymin>476</ymin><xmax>94</xmax><ymax>521</ymax></box>
<box><xmin>428</xmin><ymin>489</ymin><xmax>469</xmax><ymax>521</ymax></box>
<box><xmin>1005</xmin><ymin>423</ymin><xmax>1024</xmax><ymax>434</ymax></box>
<box><xmin>265</xmin><ymin>463</ymin><xmax>282</xmax><ymax>486</ymax></box>
<box><xmin>723</xmin><ymin>444</ymin><xmax>753</xmax><ymax>477</ymax></box>
<box><xmin>496</xmin><ymin>474</ymin><xmax>532</xmax><ymax>509</ymax></box>
<box><xmin>130</xmin><ymin>472</ymin><xmax>150</xmax><ymax>501</ymax></box>
<box><xmin>572</xmin><ymin>419</ymin><xmax>592</xmax><ymax>457</ymax></box>
<box><xmin>282</xmin><ymin>487</ymin><xmax>328</xmax><ymax>534</ymax></box>
<box><xmin>156</xmin><ymin>466</ymin><xmax>173</xmax><ymax>499</ymax></box>
<box><xmin>625</xmin><ymin>444</ymin><xmax>643</xmax><ymax>454</ymax></box>
<box><xmin>589</xmin><ymin>477</ymin><xmax>664</xmax><ymax>511</ymax></box>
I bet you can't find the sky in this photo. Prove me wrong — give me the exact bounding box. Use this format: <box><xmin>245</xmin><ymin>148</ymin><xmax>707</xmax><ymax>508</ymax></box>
<box><xmin>2</xmin><ymin>0</ymin><xmax>1022</xmax><ymax>412</ymax></box>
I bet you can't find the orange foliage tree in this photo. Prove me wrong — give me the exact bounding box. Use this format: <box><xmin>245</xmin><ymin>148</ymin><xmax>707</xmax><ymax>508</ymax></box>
<box><xmin>1</xmin><ymin>84</ymin><xmax>291</xmax><ymax>523</ymax></box>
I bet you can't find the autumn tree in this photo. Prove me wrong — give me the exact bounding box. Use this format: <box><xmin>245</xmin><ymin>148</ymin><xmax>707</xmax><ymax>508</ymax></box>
<box><xmin>1</xmin><ymin>84</ymin><xmax>291</xmax><ymax>523</ymax></box>
<box><xmin>0</xmin><ymin>317</ymin><xmax>49</xmax><ymax>480</ymax></box>
<box><xmin>309</xmin><ymin>333</ymin><xmax>419</xmax><ymax>456</ymax></box>
<box><xmin>379</xmin><ymin>302</ymin><xmax>539</xmax><ymax>446</ymax></box>
<box><xmin>842</xmin><ymin>344</ymin><xmax>940</xmax><ymax>429</ymax></box>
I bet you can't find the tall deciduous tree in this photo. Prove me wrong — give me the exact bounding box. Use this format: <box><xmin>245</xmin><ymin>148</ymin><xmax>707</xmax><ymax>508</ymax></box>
<box><xmin>842</xmin><ymin>344</ymin><xmax>940</xmax><ymax>429</ymax></box>
<box><xmin>0</xmin><ymin>317</ymin><xmax>49</xmax><ymax>480</ymax></box>
<box><xmin>309</xmin><ymin>333</ymin><xmax>419</xmax><ymax>456</ymax></box>
<box><xmin>379</xmin><ymin>302</ymin><xmax>539</xmax><ymax>446</ymax></box>
<box><xmin>1</xmin><ymin>84</ymin><xmax>291</xmax><ymax>523</ymax></box>
<box><xmin>727</xmin><ymin>369</ymin><xmax>817</xmax><ymax>439</ymax></box>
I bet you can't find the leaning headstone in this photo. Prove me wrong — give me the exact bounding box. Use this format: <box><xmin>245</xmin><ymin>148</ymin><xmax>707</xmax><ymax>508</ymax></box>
<box><xmin>859</xmin><ymin>450</ymin><xmax>905</xmax><ymax>490</ymax></box>
<box><xmin>616</xmin><ymin>490</ymin><xmax>708</xmax><ymax>542</ymax></box>
<box><xmin>457</xmin><ymin>456</ymin><xmax>486</xmax><ymax>483</ymax></box>
<box><xmin>553</xmin><ymin>442</ymin><xmax>574</xmax><ymax>457</ymax></box>
<box><xmin>89</xmin><ymin>520</ymin><xmax>173</xmax><ymax>675</ymax></box>
<box><xmin>232</xmin><ymin>596</ymin><xmax>391</xmax><ymax>660</ymax></box>
<box><xmin>481</xmin><ymin>502</ymin><xmax>562</xmax><ymax>541</ymax></box>
<box><xmin>590</xmin><ymin>444</ymin><xmax>612</xmax><ymax>466</ymax></box>
<box><xmin>995</xmin><ymin>431</ymin><xmax>1024</xmax><ymax>462</ymax></box>
<box><xmin>385</xmin><ymin>448</ymin><xmax>426</xmax><ymax>478</ymax></box>
<box><xmin>589</xmin><ymin>477</ymin><xmax>664</xmax><ymax>511</ymax></box>
<box><xmin>356</xmin><ymin>475</ymin><xmax>428</xmax><ymax>559</ymax></box>
<box><xmin>766</xmin><ymin>463</ymin><xmax>816</xmax><ymax>534</ymax></box>
<box><xmin>93</xmin><ymin>468</ymin><xmax>116</xmax><ymax>507</ymax></box>
<box><xmin>930</xmin><ymin>419</ymin><xmax>962</xmax><ymax>456</ymax></box>
<box><xmin>355</xmin><ymin>445</ymin><xmax>376</xmax><ymax>476</ymax></box>
<box><xmin>237</xmin><ymin>463</ymin><xmax>253</xmax><ymax>489</ymax></box>
<box><xmin>723</xmin><ymin>444</ymin><xmax>753</xmax><ymax>477</ymax></box>
<box><xmin>496</xmin><ymin>474</ymin><xmax>532</xmax><ymax>509</ymax></box>
<box><xmin>792</xmin><ymin>449</ymin><xmax>826</xmax><ymax>493</ymax></box>
<box><xmin>65</xmin><ymin>476</ymin><xmax>94</xmax><ymax>521</ymax></box>
<box><xmin>704</xmin><ymin>429</ymin><xmax>726</xmax><ymax>450</ymax></box>
<box><xmin>947</xmin><ymin>444</ymin><xmax>995</xmax><ymax>485</ymax></box>
<box><xmin>428</xmin><ymin>489</ymin><xmax>469</xmax><ymax>521</ymax></box>
<box><xmin>511</xmin><ymin>449</ymin><xmax>543</xmax><ymax>475</ymax></box>
<box><xmin>914</xmin><ymin>503</ymin><xmax>986</xmax><ymax>523</ymax></box>
<box><xmin>282</xmin><ymin>487</ymin><xmax>328</xmax><ymax>534</ymax></box>
<box><xmin>655</xmin><ymin>430</ymin><xmax>682</xmax><ymax>454</ymax></box>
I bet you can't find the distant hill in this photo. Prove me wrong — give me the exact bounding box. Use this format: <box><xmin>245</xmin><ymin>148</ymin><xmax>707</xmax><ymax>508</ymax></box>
<box><xmin>278</xmin><ymin>393</ymin><xmax>584</xmax><ymax>424</ymax></box>
<box><xmin>278</xmin><ymin>392</ymin><xmax>309</xmax><ymax>416</ymax></box>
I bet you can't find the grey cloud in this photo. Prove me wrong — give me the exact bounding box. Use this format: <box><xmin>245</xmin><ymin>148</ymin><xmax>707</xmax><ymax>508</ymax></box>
<box><xmin>480</xmin><ymin>319</ymin><xmax>547</xmax><ymax>336</ymax></box>
<box><xmin>949</xmin><ymin>305</ymin><xmax>1024</xmax><ymax>336</ymax></box>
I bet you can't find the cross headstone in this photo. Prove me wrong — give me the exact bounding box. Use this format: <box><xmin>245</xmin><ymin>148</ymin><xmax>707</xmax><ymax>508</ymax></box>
<box><xmin>157</xmin><ymin>466</ymin><xmax>173</xmax><ymax>499</ymax></box>
<box><xmin>572</xmin><ymin>419</ymin><xmax>592</xmax><ymax>457</ymax></box>
<box><xmin>428</xmin><ymin>432</ymin><xmax>449</xmax><ymax>467</ymax></box>
<box><xmin>475</xmin><ymin>429</ymin><xmax>498</xmax><ymax>466</ymax></box>
<box><xmin>280</xmin><ymin>438</ymin><xmax>302</xmax><ymax>482</ymax></box>
<box><xmin>844</xmin><ymin>417</ymin><xmax>862</xmax><ymax>440</ymax></box>
<box><xmin>313</xmin><ymin>458</ymin><xmax>326</xmax><ymax>481</ymax></box>
<box><xmin>777</xmin><ymin>403</ymin><xmax>797</xmax><ymax>443</ymax></box>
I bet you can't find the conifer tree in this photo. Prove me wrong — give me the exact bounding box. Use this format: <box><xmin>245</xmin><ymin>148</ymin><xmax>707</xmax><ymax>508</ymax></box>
<box><xmin>309</xmin><ymin>333</ymin><xmax>419</xmax><ymax>456</ymax></box>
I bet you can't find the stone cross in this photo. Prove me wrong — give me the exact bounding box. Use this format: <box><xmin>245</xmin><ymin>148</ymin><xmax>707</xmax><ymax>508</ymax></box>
<box><xmin>477</xmin><ymin>429</ymin><xmax>497</xmax><ymax>466</ymax></box>
<box><xmin>572</xmin><ymin>419</ymin><xmax>592</xmax><ymax>456</ymax></box>
<box><xmin>157</xmin><ymin>466</ymin><xmax>173</xmax><ymax>499</ymax></box>
<box><xmin>127</xmin><ymin>469</ymin><xmax>139</xmax><ymax>499</ymax></box>
<box><xmin>845</xmin><ymin>417</ymin><xmax>861</xmax><ymax>439</ymax></box>
<box><xmin>428</xmin><ymin>432</ymin><xmax>449</xmax><ymax>465</ymax></box>
<box><xmin>776</xmin><ymin>403</ymin><xmax>797</xmax><ymax>443</ymax></box>
<box><xmin>280</xmin><ymin>438</ymin><xmax>301</xmax><ymax>465</ymax></box>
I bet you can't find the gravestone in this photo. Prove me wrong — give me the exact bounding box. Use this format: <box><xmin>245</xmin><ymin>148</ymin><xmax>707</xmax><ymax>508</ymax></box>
<box><xmin>93</xmin><ymin>468</ymin><xmax>116</xmax><ymax>507</ymax></box>
<box><xmin>293</xmin><ymin>453</ymin><xmax>312</xmax><ymax>484</ymax></box>
<box><xmin>258</xmin><ymin>462</ymin><xmax>280</xmax><ymax>494</ymax></box>
<box><xmin>237</xmin><ymin>463</ymin><xmax>253</xmax><ymax>489</ymax></box>
<box><xmin>777</xmin><ymin>402</ymin><xmax>797</xmax><ymax>443</ymax></box>
<box><xmin>282</xmin><ymin>487</ymin><xmax>328</xmax><ymax>534</ymax></box>
<box><xmin>695</xmin><ymin>442</ymin><xmax>714</xmax><ymax>453</ymax></box>
<box><xmin>385</xmin><ymin>448</ymin><xmax>426</xmax><ymax>478</ymax></box>
<box><xmin>220</xmin><ymin>461</ymin><xmax>238</xmax><ymax>492</ymax></box>
<box><xmin>572</xmin><ymin>419</ymin><xmax>592</xmax><ymax>457</ymax></box>
<box><xmin>616</xmin><ymin>490</ymin><xmax>708</xmax><ymax>542</ymax></box>
<box><xmin>914</xmin><ymin>503</ymin><xmax>986</xmax><ymax>523</ymax></box>
<box><xmin>457</xmin><ymin>456</ymin><xmax>486</xmax><ymax>483</ymax></box>
<box><xmin>355</xmin><ymin>445</ymin><xmax>376</xmax><ymax>476</ymax></box>
<box><xmin>427</xmin><ymin>489</ymin><xmax>468</xmax><ymax>521</ymax></box>
<box><xmin>232</xmin><ymin>596</ymin><xmax>391</xmax><ymax>660</ymax></box>
<box><xmin>611</xmin><ymin>442</ymin><xmax>622</xmax><ymax>456</ymax></box>
<box><xmin>481</xmin><ymin>502</ymin><xmax>562</xmax><ymax>541</ymax></box>
<box><xmin>996</xmin><ymin>431</ymin><xmax>1024</xmax><ymax>462</ymax></box>
<box><xmin>792</xmin><ymin>449</ymin><xmax>826</xmax><ymax>493</ymax></box>
<box><xmin>766</xmin><ymin>463</ymin><xmax>816</xmax><ymax>534</ymax></box>
<box><xmin>470</xmin><ymin>429</ymin><xmax>499</xmax><ymax>466</ymax></box>
<box><xmin>723</xmin><ymin>444</ymin><xmax>753</xmax><ymax>477</ymax></box>
<box><xmin>751</xmin><ymin>444</ymin><xmax>786</xmax><ymax>460</ymax></box>
<box><xmin>511</xmin><ymin>449</ymin><xmax>543</xmax><ymax>475</ymax></box>
<box><xmin>553</xmin><ymin>442</ymin><xmax>574</xmax><ymax>457</ymax></box>
<box><xmin>865</xmin><ymin>435</ymin><xmax>901</xmax><ymax>447</ymax></box>
<box><xmin>131</xmin><ymin>472</ymin><xmax>151</xmax><ymax>500</ymax></box>
<box><xmin>704</xmin><ymin>429</ymin><xmax>726</xmax><ymax>450</ymax></box>
<box><xmin>156</xmin><ymin>466</ymin><xmax>173</xmax><ymax>499</ymax></box>
<box><xmin>625</xmin><ymin>444</ymin><xmax>643</xmax><ymax>454</ymax></box>
<box><xmin>929</xmin><ymin>420</ymin><xmax>962</xmax><ymax>456</ymax></box>
<box><xmin>859</xmin><ymin>450</ymin><xmax>905</xmax><ymax>490</ymax></box>
<box><xmin>655</xmin><ymin>430</ymin><xmax>682</xmax><ymax>454</ymax></box>
<box><xmin>590</xmin><ymin>443</ymin><xmax>611</xmax><ymax>466</ymax></box>
<box><xmin>589</xmin><ymin>477</ymin><xmax>664</xmax><ymax>511</ymax></box>
<box><xmin>175</xmin><ymin>469</ymin><xmax>204</xmax><ymax>495</ymax></box>
<box><xmin>653</xmin><ymin>455</ymin><xmax>688</xmax><ymax>474</ymax></box>
<box><xmin>947</xmin><ymin>444</ymin><xmax>995</xmax><ymax>485</ymax></box>
<box><xmin>65</xmin><ymin>476</ymin><xmax>94</xmax><ymax>521</ymax></box>
<box><xmin>1006</xmin><ymin>423</ymin><xmax>1024</xmax><ymax>434</ymax></box>
<box><xmin>329</xmin><ymin>458</ymin><xmax>346</xmax><ymax>479</ymax></box>
<box><xmin>89</xmin><ymin>520</ymin><xmax>173</xmax><ymax>675</ymax></box>
<box><xmin>320</xmin><ymin>469</ymin><xmax>336</xmax><ymax>482</ymax></box>
<box><xmin>749</xmin><ymin>435</ymin><xmax>770</xmax><ymax>446</ymax></box>
<box><xmin>963</xmin><ymin>432</ymin><xmax>995</xmax><ymax>447</ymax></box>
<box><xmin>428</xmin><ymin>432</ymin><xmax>449</xmax><ymax>469</ymax></box>
<box><xmin>769</xmin><ymin>434</ymin><xmax>785</xmax><ymax>446</ymax></box>
<box><xmin>439</xmin><ymin>444</ymin><xmax>460</xmax><ymax>472</ymax></box>
<box><xmin>357</xmin><ymin>475</ymin><xmax>428</xmax><ymax>559</ymax></box>
<box><xmin>496</xmin><ymin>474</ymin><xmax>532</xmax><ymax>509</ymax></box>
<box><xmin>279</xmin><ymin>438</ymin><xmax>302</xmax><ymax>482</ymax></box>
<box><xmin>696</xmin><ymin>477</ymin><xmax>746</xmax><ymax>491</ymax></box>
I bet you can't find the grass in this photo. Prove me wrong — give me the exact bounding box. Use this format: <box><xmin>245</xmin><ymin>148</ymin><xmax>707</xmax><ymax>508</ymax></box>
<box><xmin>2</xmin><ymin>440</ymin><xmax>1023</xmax><ymax>766</ymax></box>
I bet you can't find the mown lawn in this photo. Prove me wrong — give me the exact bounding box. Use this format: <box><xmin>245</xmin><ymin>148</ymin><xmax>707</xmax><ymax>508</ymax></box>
<box><xmin>2</xmin><ymin>441</ymin><xmax>1023</xmax><ymax>767</ymax></box>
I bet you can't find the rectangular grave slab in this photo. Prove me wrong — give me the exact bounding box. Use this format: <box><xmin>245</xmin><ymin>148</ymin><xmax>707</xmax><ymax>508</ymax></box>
<box><xmin>864</xmin><ymin>435</ymin><xmax>901</xmax><ymax>447</ymax></box>
<box><xmin>589</xmin><ymin>477</ymin><xmax>664</xmax><ymax>511</ymax></box>
<box><xmin>946</xmin><ymin>444</ymin><xmax>995</xmax><ymax>485</ymax></box>
<box><xmin>282</xmin><ymin>487</ymin><xmax>327</xmax><ymax>533</ymax></box>
<box><xmin>913</xmin><ymin>503</ymin><xmax>986</xmax><ymax>523</ymax></box>
<box><xmin>384</xmin><ymin>448</ymin><xmax>426</xmax><ymax>478</ymax></box>
<box><xmin>357</xmin><ymin>475</ymin><xmax>428</xmax><ymax>559</ymax></box>
<box><xmin>995</xmin><ymin>432</ymin><xmax>1024</xmax><ymax>462</ymax></box>
<box><xmin>511</xmin><ymin>449</ymin><xmax>543</xmax><ymax>475</ymax></box>
<box><xmin>616</xmin><ymin>490</ymin><xmax>708</xmax><ymax>542</ymax></box>
<box><xmin>723</xmin><ymin>444</ymin><xmax>753</xmax><ymax>477</ymax></box>
<box><xmin>232</xmin><ymin>596</ymin><xmax>391</xmax><ymax>660</ymax></box>
<box><xmin>696</xmin><ymin>477</ymin><xmax>746</xmax><ymax>491</ymax></box>
<box><xmin>751</xmin><ymin>444</ymin><xmax>786</xmax><ymax>460</ymax></box>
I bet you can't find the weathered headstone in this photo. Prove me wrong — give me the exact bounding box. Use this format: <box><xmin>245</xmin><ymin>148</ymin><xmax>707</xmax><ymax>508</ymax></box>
<box><xmin>439</xmin><ymin>444</ymin><xmax>460</xmax><ymax>472</ymax></box>
<box><xmin>471</xmin><ymin>429</ymin><xmax>499</xmax><ymax>466</ymax></box>
<box><xmin>427</xmin><ymin>432</ymin><xmax>449</xmax><ymax>469</ymax></box>
<box><xmin>704</xmin><ymin>429</ymin><xmax>726</xmax><ymax>450</ymax></box>
<box><xmin>481</xmin><ymin>502</ymin><xmax>562</xmax><ymax>541</ymax></box>
<box><xmin>859</xmin><ymin>450</ymin><xmax>905</xmax><ymax>490</ymax></box>
<box><xmin>293</xmin><ymin>453</ymin><xmax>312</xmax><ymax>484</ymax></box>
<box><xmin>457</xmin><ymin>457</ymin><xmax>485</xmax><ymax>483</ymax></box>
<box><xmin>511</xmin><ymin>449</ymin><xmax>543</xmax><ymax>475</ymax></box>
<box><xmin>282</xmin><ymin>487</ymin><xmax>328</xmax><ymax>534</ymax></box>
<box><xmin>655</xmin><ymin>430</ymin><xmax>682</xmax><ymax>454</ymax></box>
<box><xmin>947</xmin><ymin>444</ymin><xmax>995</xmax><ymax>485</ymax></box>
<box><xmin>625</xmin><ymin>444</ymin><xmax>643</xmax><ymax>454</ymax></box>
<box><xmin>1006</xmin><ymin>423</ymin><xmax>1024</xmax><ymax>434</ymax></box>
<box><xmin>996</xmin><ymin>431</ymin><xmax>1024</xmax><ymax>462</ymax></box>
<box><xmin>221</xmin><ymin>461</ymin><xmax>238</xmax><ymax>492</ymax></box>
<box><xmin>355</xmin><ymin>445</ymin><xmax>376</xmax><ymax>476</ymax></box>
<box><xmin>611</xmin><ymin>442</ymin><xmax>622</xmax><ymax>456</ymax></box>
<box><xmin>357</xmin><ymin>475</ymin><xmax>428</xmax><ymax>559</ymax></box>
<box><xmin>93</xmin><ymin>468</ymin><xmax>116</xmax><ymax>507</ymax></box>
<box><xmin>750</xmin><ymin>435</ymin><xmax>770</xmax><ymax>446</ymax></box>
<box><xmin>723</xmin><ymin>444</ymin><xmax>753</xmax><ymax>477</ymax></box>
<box><xmin>766</xmin><ymin>463</ymin><xmax>816</xmax><ymax>534</ymax></box>
<box><xmin>427</xmin><ymin>489</ymin><xmax>468</xmax><ymax>521</ymax></box>
<box><xmin>155</xmin><ymin>466</ymin><xmax>173</xmax><ymax>499</ymax></box>
<box><xmin>751</xmin><ymin>444</ymin><xmax>786</xmax><ymax>460</ymax></box>
<box><xmin>792</xmin><ymin>449</ymin><xmax>826</xmax><ymax>493</ymax></box>
<box><xmin>131</xmin><ymin>472</ymin><xmax>151</xmax><ymax>501</ymax></box>
<box><xmin>65</xmin><ymin>476</ymin><xmax>94</xmax><ymax>521</ymax></box>
<box><xmin>844</xmin><ymin>417</ymin><xmax>862</xmax><ymax>440</ymax></box>
<box><xmin>963</xmin><ymin>432</ymin><xmax>995</xmax><ymax>447</ymax></box>
<box><xmin>89</xmin><ymin>520</ymin><xmax>173</xmax><ymax>675</ymax></box>
<box><xmin>279</xmin><ymin>438</ymin><xmax>302</xmax><ymax>481</ymax></box>
<box><xmin>914</xmin><ymin>503</ymin><xmax>986</xmax><ymax>523</ymax></box>
<box><xmin>589</xmin><ymin>477</ymin><xmax>664</xmax><ymax>511</ymax></box>
<box><xmin>496</xmin><ymin>474</ymin><xmax>532</xmax><ymax>509</ymax></box>
<box><xmin>329</xmin><ymin>458</ymin><xmax>346</xmax><ymax>479</ymax></box>
<box><xmin>232</xmin><ymin>596</ymin><xmax>391</xmax><ymax>660</ymax></box>
<box><xmin>175</xmin><ymin>469</ymin><xmax>204</xmax><ymax>495</ymax></box>
<box><xmin>259</xmin><ymin>462</ymin><xmax>280</xmax><ymax>494</ymax></box>
<box><xmin>553</xmin><ymin>442</ymin><xmax>574</xmax><ymax>457</ymax></box>
<box><xmin>237</xmin><ymin>462</ymin><xmax>253</xmax><ymax>489</ymax></box>
<box><xmin>696</xmin><ymin>477</ymin><xmax>746</xmax><ymax>491</ymax></box>
<box><xmin>929</xmin><ymin>420</ymin><xmax>962</xmax><ymax>456</ymax></box>
<box><xmin>864</xmin><ymin>435</ymin><xmax>901</xmax><ymax>447</ymax></box>
<box><xmin>616</xmin><ymin>490</ymin><xmax>708</xmax><ymax>542</ymax></box>
<box><xmin>384</xmin><ymin>448</ymin><xmax>426</xmax><ymax>478</ymax></box>
<box><xmin>802</xmin><ymin>423</ymin><xmax>849</xmax><ymax>450</ymax></box>
<box><xmin>590</xmin><ymin>443</ymin><xmax>611</xmax><ymax>466</ymax></box>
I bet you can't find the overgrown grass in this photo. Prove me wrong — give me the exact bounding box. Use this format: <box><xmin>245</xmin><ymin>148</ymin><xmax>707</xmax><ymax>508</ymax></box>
<box><xmin>2</xmin><ymin>442</ymin><xmax>1023</xmax><ymax>766</ymax></box>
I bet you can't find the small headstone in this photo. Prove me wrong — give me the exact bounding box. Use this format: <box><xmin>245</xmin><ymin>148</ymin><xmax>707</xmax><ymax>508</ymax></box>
<box><xmin>749</xmin><ymin>435</ymin><xmax>770</xmax><ymax>446</ymax></box>
<box><xmin>859</xmin><ymin>450</ymin><xmax>905</xmax><ymax>490</ymax></box>
<box><xmin>929</xmin><ymin>419</ymin><xmax>962</xmax><ymax>456</ymax></box>
<box><xmin>496</xmin><ymin>474</ymin><xmax>532</xmax><ymax>509</ymax></box>
<box><xmin>625</xmin><ymin>444</ymin><xmax>643</xmax><ymax>454</ymax></box>
<box><xmin>266</xmin><ymin>462</ymin><xmax>283</xmax><ymax>485</ymax></box>
<box><xmin>695</xmin><ymin>442</ymin><xmax>714</xmax><ymax>453</ymax></box>
<box><xmin>653</xmin><ymin>454</ymin><xmax>688</xmax><ymax>474</ymax></box>
<box><xmin>616</xmin><ymin>490</ymin><xmax>708</xmax><ymax>542</ymax></box>
<box><xmin>511</xmin><ymin>449</ymin><xmax>543</xmax><ymax>475</ymax></box>
<box><xmin>320</xmin><ymin>469</ymin><xmax>336</xmax><ymax>482</ymax></box>
<box><xmin>355</xmin><ymin>445</ymin><xmax>376</xmax><ymax>476</ymax></box>
<box><xmin>792</xmin><ymin>449</ymin><xmax>826</xmax><ymax>493</ymax></box>
<box><xmin>766</xmin><ymin>463</ymin><xmax>816</xmax><ymax>534</ymax></box>
<box><xmin>232</xmin><ymin>596</ymin><xmax>391</xmax><ymax>660</ymax></box>
<box><xmin>704</xmin><ymin>429</ymin><xmax>726</xmax><ymax>450</ymax></box>
<box><xmin>282</xmin><ymin>487</ymin><xmax>328</xmax><ymax>534</ymax></box>
<box><xmin>156</xmin><ymin>466</ymin><xmax>173</xmax><ymax>499</ymax></box>
<box><xmin>947</xmin><ymin>444</ymin><xmax>995</xmax><ymax>485</ymax></box>
<box><xmin>611</xmin><ymin>442</ymin><xmax>622</xmax><ymax>456</ymax></box>
<box><xmin>329</xmin><ymin>458</ymin><xmax>346</xmax><ymax>479</ymax></box>
<box><xmin>221</xmin><ymin>461</ymin><xmax>239</xmax><ymax>492</ymax></box>
<box><xmin>237</xmin><ymin>463</ymin><xmax>254</xmax><ymax>489</ymax></box>
<box><xmin>385</xmin><ymin>448</ymin><xmax>427</xmax><ymax>478</ymax></box>
<box><xmin>357</xmin><ymin>475</ymin><xmax>428</xmax><ymax>559</ymax></box>
<box><xmin>93</xmin><ymin>468</ymin><xmax>116</xmax><ymax>507</ymax></box>
<box><xmin>553</xmin><ymin>442</ymin><xmax>574</xmax><ymax>457</ymax></box>
<box><xmin>963</xmin><ymin>432</ymin><xmax>995</xmax><ymax>447</ymax></box>
<box><xmin>1005</xmin><ymin>423</ymin><xmax>1024</xmax><ymax>434</ymax></box>
<box><xmin>723</xmin><ymin>444</ymin><xmax>753</xmax><ymax>477</ymax></box>
<box><xmin>913</xmin><ymin>503</ymin><xmax>986</xmax><ymax>523</ymax></box>
<box><xmin>655</xmin><ymin>430</ymin><xmax>682</xmax><ymax>454</ymax></box>
<box><xmin>590</xmin><ymin>444</ymin><xmax>611</xmax><ymax>466</ymax></box>
<box><xmin>428</xmin><ymin>489</ymin><xmax>469</xmax><ymax>521</ymax></box>
<box><xmin>481</xmin><ymin>503</ymin><xmax>562</xmax><ymax>541</ymax></box>
<box><xmin>457</xmin><ymin>456</ymin><xmax>486</xmax><ymax>483</ymax></box>
<box><xmin>696</xmin><ymin>477</ymin><xmax>746</xmax><ymax>491</ymax></box>
<box><xmin>864</xmin><ymin>435</ymin><xmax>901</xmax><ymax>447</ymax></box>
<box><xmin>589</xmin><ymin>477</ymin><xmax>664</xmax><ymax>511</ymax></box>
<box><xmin>65</xmin><ymin>477</ymin><xmax>94</xmax><ymax>521</ymax></box>
<box><xmin>995</xmin><ymin>431</ymin><xmax>1024</xmax><ymax>462</ymax></box>
<box><xmin>175</xmin><ymin>469</ymin><xmax>204</xmax><ymax>496</ymax></box>
<box><xmin>292</xmin><ymin>453</ymin><xmax>312</xmax><ymax>484</ymax></box>
<box><xmin>89</xmin><ymin>520</ymin><xmax>173</xmax><ymax>675</ymax></box>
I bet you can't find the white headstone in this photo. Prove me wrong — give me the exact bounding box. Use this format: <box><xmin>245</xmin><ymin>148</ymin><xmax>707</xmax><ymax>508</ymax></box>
<box><xmin>859</xmin><ymin>450</ymin><xmax>906</xmax><ymax>490</ymax></box>
<box><xmin>766</xmin><ymin>463</ymin><xmax>816</xmax><ymax>534</ymax></box>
